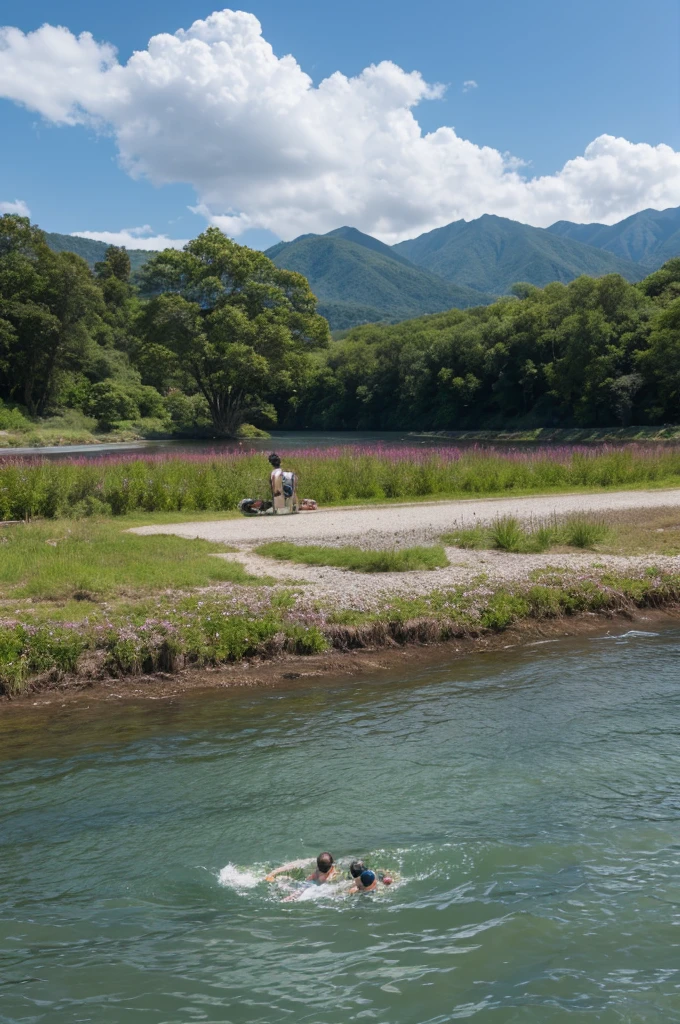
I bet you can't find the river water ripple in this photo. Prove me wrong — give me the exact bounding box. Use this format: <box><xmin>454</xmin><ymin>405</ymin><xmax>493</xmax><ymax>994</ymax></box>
<box><xmin>1</xmin><ymin>628</ymin><xmax>680</xmax><ymax>1022</ymax></box>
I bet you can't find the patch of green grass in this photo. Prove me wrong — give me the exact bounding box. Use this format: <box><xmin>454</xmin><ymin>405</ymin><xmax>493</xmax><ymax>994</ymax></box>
<box><xmin>447</xmin><ymin>526</ymin><xmax>487</xmax><ymax>549</ymax></box>
<box><xmin>443</xmin><ymin>514</ymin><xmax>609</xmax><ymax>554</ymax></box>
<box><xmin>254</xmin><ymin>541</ymin><xmax>449</xmax><ymax>573</ymax></box>
<box><xmin>0</xmin><ymin>519</ymin><xmax>263</xmax><ymax>601</ymax></box>
<box><xmin>562</xmin><ymin>517</ymin><xmax>610</xmax><ymax>549</ymax></box>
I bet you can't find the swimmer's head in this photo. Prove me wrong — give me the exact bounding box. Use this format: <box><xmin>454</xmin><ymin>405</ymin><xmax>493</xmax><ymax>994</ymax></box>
<box><xmin>360</xmin><ymin>869</ymin><xmax>376</xmax><ymax>888</ymax></box>
<box><xmin>349</xmin><ymin>859</ymin><xmax>366</xmax><ymax>878</ymax></box>
<box><xmin>317</xmin><ymin>852</ymin><xmax>334</xmax><ymax>873</ymax></box>
<box><xmin>268</xmin><ymin>453</ymin><xmax>281</xmax><ymax>468</ymax></box>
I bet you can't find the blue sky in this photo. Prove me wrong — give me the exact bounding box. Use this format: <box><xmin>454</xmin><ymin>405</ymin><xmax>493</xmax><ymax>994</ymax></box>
<box><xmin>1</xmin><ymin>0</ymin><xmax>679</xmax><ymax>247</ymax></box>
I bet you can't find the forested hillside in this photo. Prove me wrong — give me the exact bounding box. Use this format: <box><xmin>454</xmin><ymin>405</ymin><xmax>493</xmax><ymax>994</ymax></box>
<box><xmin>266</xmin><ymin>231</ymin><xmax>490</xmax><ymax>328</ymax></box>
<box><xmin>45</xmin><ymin>232</ymin><xmax>152</xmax><ymax>274</ymax></box>
<box><xmin>3</xmin><ymin>212</ymin><xmax>680</xmax><ymax>440</ymax></box>
<box><xmin>393</xmin><ymin>215</ymin><xmax>644</xmax><ymax>292</ymax></box>
<box><xmin>548</xmin><ymin>207</ymin><xmax>680</xmax><ymax>269</ymax></box>
<box><xmin>45</xmin><ymin>208</ymin><xmax>680</xmax><ymax>332</ymax></box>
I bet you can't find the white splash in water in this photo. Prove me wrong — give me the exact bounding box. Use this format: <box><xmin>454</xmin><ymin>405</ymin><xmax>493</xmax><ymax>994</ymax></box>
<box><xmin>218</xmin><ymin>863</ymin><xmax>262</xmax><ymax>889</ymax></box>
<box><xmin>591</xmin><ymin>630</ymin><xmax>660</xmax><ymax>642</ymax></box>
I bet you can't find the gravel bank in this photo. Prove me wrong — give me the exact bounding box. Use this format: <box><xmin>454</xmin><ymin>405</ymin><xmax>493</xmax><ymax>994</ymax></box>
<box><xmin>131</xmin><ymin>488</ymin><xmax>680</xmax><ymax>546</ymax></box>
<box><xmin>130</xmin><ymin>489</ymin><xmax>680</xmax><ymax>609</ymax></box>
<box><xmin>209</xmin><ymin>547</ymin><xmax>680</xmax><ymax>607</ymax></box>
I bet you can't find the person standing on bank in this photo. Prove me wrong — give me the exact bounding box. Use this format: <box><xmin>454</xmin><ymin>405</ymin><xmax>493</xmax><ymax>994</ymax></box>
<box><xmin>268</xmin><ymin>453</ymin><xmax>298</xmax><ymax>514</ymax></box>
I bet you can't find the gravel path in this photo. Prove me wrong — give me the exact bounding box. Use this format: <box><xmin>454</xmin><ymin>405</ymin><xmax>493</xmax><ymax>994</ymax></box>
<box><xmin>130</xmin><ymin>488</ymin><xmax>680</xmax><ymax>609</ymax></box>
<box><xmin>209</xmin><ymin>547</ymin><xmax>680</xmax><ymax>606</ymax></box>
<box><xmin>131</xmin><ymin>488</ymin><xmax>680</xmax><ymax>546</ymax></box>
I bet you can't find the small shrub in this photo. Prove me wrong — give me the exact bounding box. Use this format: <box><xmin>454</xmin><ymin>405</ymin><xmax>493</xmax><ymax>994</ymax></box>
<box><xmin>88</xmin><ymin>381</ymin><xmax>141</xmax><ymax>427</ymax></box>
<box><xmin>563</xmin><ymin>516</ymin><xmax>609</xmax><ymax>548</ymax></box>
<box><xmin>0</xmin><ymin>403</ymin><xmax>31</xmax><ymax>431</ymax></box>
<box><xmin>490</xmin><ymin>517</ymin><xmax>524</xmax><ymax>552</ymax></box>
<box><xmin>480</xmin><ymin>591</ymin><xmax>529</xmax><ymax>629</ymax></box>
<box><xmin>526</xmin><ymin>585</ymin><xmax>563</xmax><ymax>617</ymax></box>
<box><xmin>523</xmin><ymin>525</ymin><xmax>556</xmax><ymax>553</ymax></box>
<box><xmin>0</xmin><ymin>624</ymin><xmax>26</xmax><ymax>693</ymax></box>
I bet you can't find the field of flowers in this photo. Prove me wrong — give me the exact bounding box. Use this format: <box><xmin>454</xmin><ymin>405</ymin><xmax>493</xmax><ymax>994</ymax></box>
<box><xmin>3</xmin><ymin>444</ymin><xmax>680</xmax><ymax>520</ymax></box>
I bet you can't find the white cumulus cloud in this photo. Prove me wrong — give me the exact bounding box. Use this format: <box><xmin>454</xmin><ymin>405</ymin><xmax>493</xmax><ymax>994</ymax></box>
<box><xmin>0</xmin><ymin>198</ymin><xmax>31</xmax><ymax>217</ymax></box>
<box><xmin>1</xmin><ymin>10</ymin><xmax>680</xmax><ymax>242</ymax></box>
<box><xmin>70</xmin><ymin>226</ymin><xmax>188</xmax><ymax>250</ymax></box>
<box><xmin>462</xmin><ymin>80</ymin><xmax>478</xmax><ymax>93</ymax></box>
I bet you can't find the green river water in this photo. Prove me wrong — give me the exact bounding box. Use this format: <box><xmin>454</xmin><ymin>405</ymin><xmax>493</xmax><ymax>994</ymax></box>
<box><xmin>1</xmin><ymin>628</ymin><xmax>680</xmax><ymax>1023</ymax></box>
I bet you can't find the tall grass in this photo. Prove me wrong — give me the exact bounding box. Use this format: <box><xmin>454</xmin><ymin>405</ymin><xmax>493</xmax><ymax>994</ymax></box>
<box><xmin>2</xmin><ymin>444</ymin><xmax>680</xmax><ymax>519</ymax></box>
<box><xmin>444</xmin><ymin>514</ymin><xmax>610</xmax><ymax>553</ymax></box>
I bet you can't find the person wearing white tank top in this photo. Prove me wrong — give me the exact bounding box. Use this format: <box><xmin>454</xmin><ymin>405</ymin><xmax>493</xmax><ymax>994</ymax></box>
<box><xmin>268</xmin><ymin>452</ymin><xmax>298</xmax><ymax>514</ymax></box>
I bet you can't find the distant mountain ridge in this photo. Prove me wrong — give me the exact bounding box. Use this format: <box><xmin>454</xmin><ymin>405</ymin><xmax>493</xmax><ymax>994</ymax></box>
<box><xmin>265</xmin><ymin>229</ymin><xmax>492</xmax><ymax>329</ymax></box>
<box><xmin>393</xmin><ymin>214</ymin><xmax>644</xmax><ymax>293</ymax></box>
<box><xmin>548</xmin><ymin>206</ymin><xmax>680</xmax><ymax>269</ymax></box>
<box><xmin>44</xmin><ymin>206</ymin><xmax>680</xmax><ymax>331</ymax></box>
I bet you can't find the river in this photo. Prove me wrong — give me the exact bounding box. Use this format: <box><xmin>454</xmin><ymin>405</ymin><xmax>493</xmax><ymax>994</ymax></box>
<box><xmin>1</xmin><ymin>431</ymin><xmax>449</xmax><ymax>459</ymax></box>
<box><xmin>2</xmin><ymin>628</ymin><xmax>680</xmax><ymax>1022</ymax></box>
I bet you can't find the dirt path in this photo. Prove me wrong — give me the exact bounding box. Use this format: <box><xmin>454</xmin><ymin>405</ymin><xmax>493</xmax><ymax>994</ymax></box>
<box><xmin>131</xmin><ymin>488</ymin><xmax>680</xmax><ymax>546</ymax></box>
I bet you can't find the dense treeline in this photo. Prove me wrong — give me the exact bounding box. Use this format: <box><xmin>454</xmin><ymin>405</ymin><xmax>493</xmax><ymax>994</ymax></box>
<box><xmin>1</xmin><ymin>213</ymin><xmax>679</xmax><ymax>436</ymax></box>
<box><xmin>291</xmin><ymin>265</ymin><xmax>680</xmax><ymax>430</ymax></box>
<box><xmin>0</xmin><ymin>215</ymin><xmax>328</xmax><ymax>438</ymax></box>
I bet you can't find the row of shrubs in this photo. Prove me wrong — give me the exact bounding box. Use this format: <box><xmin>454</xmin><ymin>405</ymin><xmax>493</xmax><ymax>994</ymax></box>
<box><xmin>3</xmin><ymin>445</ymin><xmax>680</xmax><ymax>519</ymax></box>
<box><xmin>2</xmin><ymin>569</ymin><xmax>678</xmax><ymax>695</ymax></box>
<box><xmin>444</xmin><ymin>514</ymin><xmax>609</xmax><ymax>553</ymax></box>
<box><xmin>0</xmin><ymin>390</ymin><xmax>211</xmax><ymax>439</ymax></box>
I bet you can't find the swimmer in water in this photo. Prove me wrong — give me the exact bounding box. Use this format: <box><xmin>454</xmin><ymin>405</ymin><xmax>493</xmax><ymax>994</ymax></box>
<box><xmin>348</xmin><ymin>859</ymin><xmax>366</xmax><ymax>880</ymax></box>
<box><xmin>266</xmin><ymin>852</ymin><xmax>336</xmax><ymax>885</ymax></box>
<box><xmin>349</xmin><ymin>869</ymin><xmax>377</xmax><ymax>894</ymax></box>
<box><xmin>348</xmin><ymin>859</ymin><xmax>393</xmax><ymax>887</ymax></box>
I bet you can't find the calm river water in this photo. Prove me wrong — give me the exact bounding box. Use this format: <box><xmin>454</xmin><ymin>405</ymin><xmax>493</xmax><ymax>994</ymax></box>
<box><xmin>2</xmin><ymin>628</ymin><xmax>680</xmax><ymax>1023</ymax></box>
<box><xmin>2</xmin><ymin>432</ymin><xmax>442</xmax><ymax>459</ymax></box>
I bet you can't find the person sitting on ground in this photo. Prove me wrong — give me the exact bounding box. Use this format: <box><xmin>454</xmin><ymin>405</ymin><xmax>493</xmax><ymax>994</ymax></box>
<box><xmin>266</xmin><ymin>852</ymin><xmax>335</xmax><ymax>884</ymax></box>
<box><xmin>268</xmin><ymin>452</ymin><xmax>298</xmax><ymax>514</ymax></box>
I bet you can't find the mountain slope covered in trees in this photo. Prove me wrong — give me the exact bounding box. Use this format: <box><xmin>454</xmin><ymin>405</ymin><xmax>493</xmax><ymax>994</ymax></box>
<box><xmin>265</xmin><ymin>231</ymin><xmax>492</xmax><ymax>328</ymax></box>
<box><xmin>393</xmin><ymin>214</ymin><xmax>645</xmax><ymax>293</ymax></box>
<box><xmin>43</xmin><ymin>207</ymin><xmax>680</xmax><ymax>332</ymax></box>
<box><xmin>45</xmin><ymin>232</ymin><xmax>152</xmax><ymax>275</ymax></box>
<box><xmin>548</xmin><ymin>207</ymin><xmax>680</xmax><ymax>269</ymax></box>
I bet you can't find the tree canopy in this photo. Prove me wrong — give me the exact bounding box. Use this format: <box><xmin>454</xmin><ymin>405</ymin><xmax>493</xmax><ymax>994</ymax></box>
<box><xmin>138</xmin><ymin>228</ymin><xmax>329</xmax><ymax>434</ymax></box>
<box><xmin>1</xmin><ymin>213</ymin><xmax>680</xmax><ymax>437</ymax></box>
<box><xmin>289</xmin><ymin>267</ymin><xmax>680</xmax><ymax>431</ymax></box>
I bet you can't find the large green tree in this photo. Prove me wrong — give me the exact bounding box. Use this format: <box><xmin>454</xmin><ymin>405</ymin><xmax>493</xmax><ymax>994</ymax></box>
<box><xmin>0</xmin><ymin>215</ymin><xmax>106</xmax><ymax>415</ymax></box>
<box><xmin>138</xmin><ymin>228</ymin><xmax>329</xmax><ymax>435</ymax></box>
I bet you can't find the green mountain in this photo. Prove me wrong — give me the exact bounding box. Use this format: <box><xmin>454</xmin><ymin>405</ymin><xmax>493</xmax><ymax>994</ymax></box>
<box><xmin>325</xmin><ymin>225</ymin><xmax>415</xmax><ymax>266</ymax></box>
<box><xmin>265</xmin><ymin>229</ymin><xmax>491</xmax><ymax>329</ymax></box>
<box><xmin>548</xmin><ymin>206</ymin><xmax>680</xmax><ymax>269</ymax></box>
<box><xmin>393</xmin><ymin>214</ymin><xmax>644</xmax><ymax>293</ymax></box>
<box><xmin>45</xmin><ymin>232</ymin><xmax>152</xmax><ymax>275</ymax></box>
